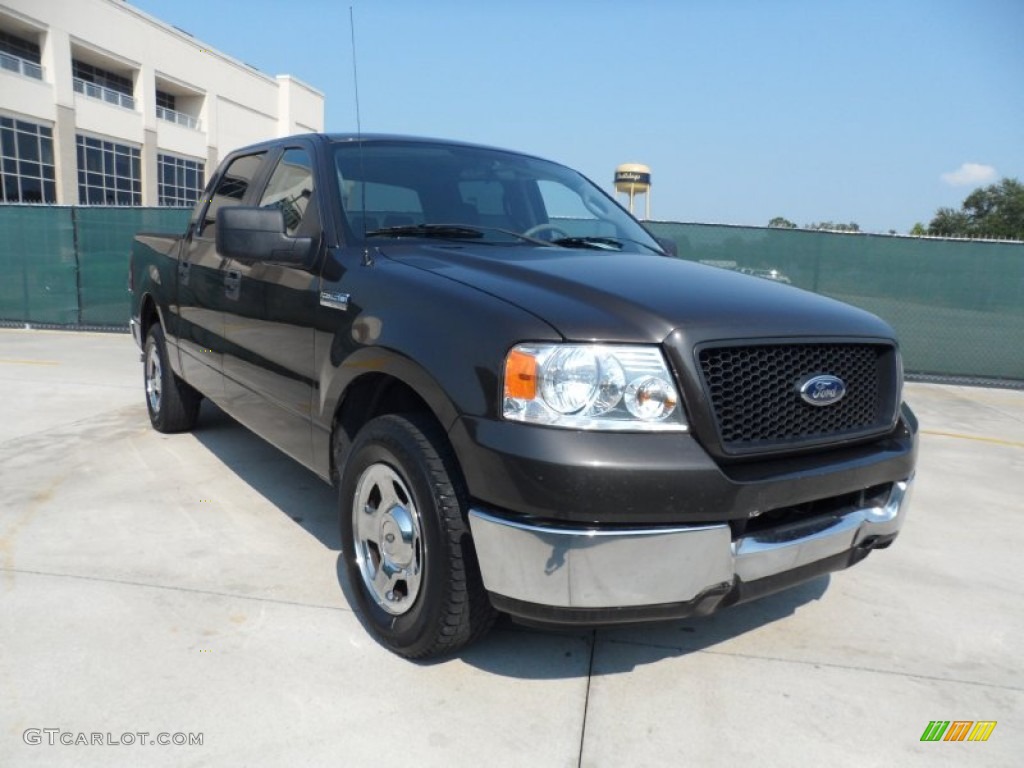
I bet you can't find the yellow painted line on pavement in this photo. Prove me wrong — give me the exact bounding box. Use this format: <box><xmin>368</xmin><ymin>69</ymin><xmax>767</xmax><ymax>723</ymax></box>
<box><xmin>921</xmin><ymin>429</ymin><xmax>1024</xmax><ymax>449</ymax></box>
<box><xmin>0</xmin><ymin>358</ymin><xmax>60</xmax><ymax>366</ymax></box>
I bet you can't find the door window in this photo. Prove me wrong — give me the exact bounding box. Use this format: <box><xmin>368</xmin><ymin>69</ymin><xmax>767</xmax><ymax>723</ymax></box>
<box><xmin>197</xmin><ymin>152</ymin><xmax>266</xmax><ymax>238</ymax></box>
<box><xmin>259</xmin><ymin>148</ymin><xmax>315</xmax><ymax>235</ymax></box>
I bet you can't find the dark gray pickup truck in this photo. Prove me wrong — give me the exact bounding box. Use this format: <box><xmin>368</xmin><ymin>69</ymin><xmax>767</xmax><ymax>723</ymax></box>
<box><xmin>129</xmin><ymin>133</ymin><xmax>917</xmax><ymax>658</ymax></box>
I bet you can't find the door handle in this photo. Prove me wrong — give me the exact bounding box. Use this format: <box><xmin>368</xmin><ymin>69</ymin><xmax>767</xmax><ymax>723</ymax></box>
<box><xmin>224</xmin><ymin>269</ymin><xmax>241</xmax><ymax>300</ymax></box>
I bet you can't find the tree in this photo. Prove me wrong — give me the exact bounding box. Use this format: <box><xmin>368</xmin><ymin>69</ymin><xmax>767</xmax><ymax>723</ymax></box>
<box><xmin>926</xmin><ymin>178</ymin><xmax>1024</xmax><ymax>239</ymax></box>
<box><xmin>927</xmin><ymin>208</ymin><xmax>972</xmax><ymax>237</ymax></box>
<box><xmin>909</xmin><ymin>222</ymin><xmax>927</xmax><ymax>236</ymax></box>
<box><xmin>768</xmin><ymin>216</ymin><xmax>797</xmax><ymax>228</ymax></box>
<box><xmin>806</xmin><ymin>221</ymin><xmax>860</xmax><ymax>232</ymax></box>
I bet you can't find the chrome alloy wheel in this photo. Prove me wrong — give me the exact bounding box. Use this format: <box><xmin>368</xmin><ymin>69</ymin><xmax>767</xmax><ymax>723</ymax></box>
<box><xmin>352</xmin><ymin>463</ymin><xmax>424</xmax><ymax>615</ymax></box>
<box><xmin>145</xmin><ymin>341</ymin><xmax>162</xmax><ymax>415</ymax></box>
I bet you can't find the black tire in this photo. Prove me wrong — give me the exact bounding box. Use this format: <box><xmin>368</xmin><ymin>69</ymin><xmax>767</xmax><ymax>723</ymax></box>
<box><xmin>143</xmin><ymin>324</ymin><xmax>201</xmax><ymax>433</ymax></box>
<box><xmin>338</xmin><ymin>413</ymin><xmax>496</xmax><ymax>658</ymax></box>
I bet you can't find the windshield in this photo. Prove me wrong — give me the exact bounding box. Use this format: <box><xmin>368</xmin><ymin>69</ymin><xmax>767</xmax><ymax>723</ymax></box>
<box><xmin>333</xmin><ymin>140</ymin><xmax>663</xmax><ymax>254</ymax></box>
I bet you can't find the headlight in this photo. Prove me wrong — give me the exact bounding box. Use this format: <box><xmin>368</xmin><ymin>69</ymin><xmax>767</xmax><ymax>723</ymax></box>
<box><xmin>502</xmin><ymin>344</ymin><xmax>688</xmax><ymax>431</ymax></box>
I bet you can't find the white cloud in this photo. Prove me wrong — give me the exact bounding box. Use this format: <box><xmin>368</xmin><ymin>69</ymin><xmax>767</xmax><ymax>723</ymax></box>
<box><xmin>941</xmin><ymin>162</ymin><xmax>998</xmax><ymax>187</ymax></box>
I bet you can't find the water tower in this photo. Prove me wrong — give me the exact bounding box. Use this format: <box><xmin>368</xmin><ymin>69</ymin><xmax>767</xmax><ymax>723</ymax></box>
<box><xmin>614</xmin><ymin>163</ymin><xmax>651</xmax><ymax>220</ymax></box>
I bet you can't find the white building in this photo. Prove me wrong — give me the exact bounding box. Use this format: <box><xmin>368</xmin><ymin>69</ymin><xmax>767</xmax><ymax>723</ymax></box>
<box><xmin>0</xmin><ymin>0</ymin><xmax>324</xmax><ymax>206</ymax></box>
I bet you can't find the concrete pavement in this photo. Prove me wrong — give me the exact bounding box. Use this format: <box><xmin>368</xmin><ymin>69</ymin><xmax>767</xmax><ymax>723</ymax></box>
<box><xmin>1</xmin><ymin>329</ymin><xmax>1021</xmax><ymax>767</ymax></box>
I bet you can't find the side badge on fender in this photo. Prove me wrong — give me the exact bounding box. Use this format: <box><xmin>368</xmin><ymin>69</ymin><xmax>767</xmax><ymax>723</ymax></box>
<box><xmin>320</xmin><ymin>291</ymin><xmax>350</xmax><ymax>311</ymax></box>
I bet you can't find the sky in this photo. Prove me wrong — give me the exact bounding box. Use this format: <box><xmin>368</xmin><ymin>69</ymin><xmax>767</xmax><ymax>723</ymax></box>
<box><xmin>128</xmin><ymin>0</ymin><xmax>1024</xmax><ymax>234</ymax></box>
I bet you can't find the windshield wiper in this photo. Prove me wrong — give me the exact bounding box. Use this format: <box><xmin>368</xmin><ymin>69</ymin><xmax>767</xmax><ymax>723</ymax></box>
<box><xmin>364</xmin><ymin>223</ymin><xmax>553</xmax><ymax>247</ymax></box>
<box><xmin>365</xmin><ymin>224</ymin><xmax>485</xmax><ymax>240</ymax></box>
<box><xmin>552</xmin><ymin>235</ymin><xmax>666</xmax><ymax>255</ymax></box>
<box><xmin>551</xmin><ymin>236</ymin><xmax>624</xmax><ymax>251</ymax></box>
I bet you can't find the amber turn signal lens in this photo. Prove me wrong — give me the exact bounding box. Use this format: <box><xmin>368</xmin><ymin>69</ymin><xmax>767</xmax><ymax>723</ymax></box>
<box><xmin>504</xmin><ymin>349</ymin><xmax>538</xmax><ymax>400</ymax></box>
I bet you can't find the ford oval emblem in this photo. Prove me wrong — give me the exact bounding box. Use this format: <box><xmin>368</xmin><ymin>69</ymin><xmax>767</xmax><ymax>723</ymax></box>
<box><xmin>798</xmin><ymin>374</ymin><xmax>847</xmax><ymax>406</ymax></box>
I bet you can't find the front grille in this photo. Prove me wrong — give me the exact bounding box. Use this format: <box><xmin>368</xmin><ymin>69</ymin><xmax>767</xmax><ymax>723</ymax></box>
<box><xmin>697</xmin><ymin>343</ymin><xmax>897</xmax><ymax>454</ymax></box>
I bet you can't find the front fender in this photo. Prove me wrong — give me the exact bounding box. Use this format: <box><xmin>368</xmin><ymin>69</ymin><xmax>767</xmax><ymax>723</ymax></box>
<box><xmin>309</xmin><ymin>253</ymin><xmax>563</xmax><ymax>480</ymax></box>
<box><xmin>321</xmin><ymin>344</ymin><xmax>461</xmax><ymax>431</ymax></box>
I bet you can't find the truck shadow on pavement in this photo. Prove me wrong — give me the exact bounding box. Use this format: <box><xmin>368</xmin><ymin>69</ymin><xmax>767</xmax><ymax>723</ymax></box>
<box><xmin>459</xmin><ymin>575</ymin><xmax>831</xmax><ymax>679</ymax></box>
<box><xmin>191</xmin><ymin>402</ymin><xmax>830</xmax><ymax>679</ymax></box>
<box><xmin>332</xmin><ymin>543</ymin><xmax>830</xmax><ymax>679</ymax></box>
<box><xmin>191</xmin><ymin>402</ymin><xmax>340</xmax><ymax>551</ymax></box>
<box><xmin>590</xmin><ymin>575</ymin><xmax>831</xmax><ymax>673</ymax></box>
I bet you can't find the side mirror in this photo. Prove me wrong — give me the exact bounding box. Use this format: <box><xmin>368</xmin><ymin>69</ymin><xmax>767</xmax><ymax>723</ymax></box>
<box><xmin>216</xmin><ymin>206</ymin><xmax>315</xmax><ymax>268</ymax></box>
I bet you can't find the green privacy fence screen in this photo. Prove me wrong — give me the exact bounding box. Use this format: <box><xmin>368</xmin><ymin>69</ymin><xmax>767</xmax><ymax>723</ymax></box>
<box><xmin>0</xmin><ymin>206</ymin><xmax>1021</xmax><ymax>382</ymax></box>
<box><xmin>0</xmin><ymin>206</ymin><xmax>78</xmax><ymax>325</ymax></box>
<box><xmin>0</xmin><ymin>206</ymin><xmax>190</xmax><ymax>327</ymax></box>
<box><xmin>643</xmin><ymin>222</ymin><xmax>1024</xmax><ymax>383</ymax></box>
<box><xmin>75</xmin><ymin>207</ymin><xmax>191</xmax><ymax>324</ymax></box>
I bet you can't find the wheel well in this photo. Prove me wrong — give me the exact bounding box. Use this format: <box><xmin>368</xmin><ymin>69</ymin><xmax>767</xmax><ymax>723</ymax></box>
<box><xmin>139</xmin><ymin>294</ymin><xmax>160</xmax><ymax>341</ymax></box>
<box><xmin>331</xmin><ymin>374</ymin><xmax>443</xmax><ymax>483</ymax></box>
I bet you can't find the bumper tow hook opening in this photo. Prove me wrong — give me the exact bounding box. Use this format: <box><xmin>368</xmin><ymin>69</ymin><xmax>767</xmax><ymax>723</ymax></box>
<box><xmin>857</xmin><ymin>533</ymin><xmax>898</xmax><ymax>551</ymax></box>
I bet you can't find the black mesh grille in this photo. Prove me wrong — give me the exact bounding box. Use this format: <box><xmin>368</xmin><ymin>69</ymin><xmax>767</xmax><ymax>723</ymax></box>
<box><xmin>697</xmin><ymin>343</ymin><xmax>896</xmax><ymax>453</ymax></box>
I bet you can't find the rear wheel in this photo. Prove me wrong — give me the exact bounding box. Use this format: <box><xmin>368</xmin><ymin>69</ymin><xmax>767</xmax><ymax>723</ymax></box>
<box><xmin>143</xmin><ymin>324</ymin><xmax>201</xmax><ymax>433</ymax></box>
<box><xmin>338</xmin><ymin>413</ymin><xmax>496</xmax><ymax>658</ymax></box>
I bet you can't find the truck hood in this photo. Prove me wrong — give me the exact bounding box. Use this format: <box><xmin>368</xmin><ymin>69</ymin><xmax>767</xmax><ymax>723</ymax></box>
<box><xmin>388</xmin><ymin>244</ymin><xmax>896</xmax><ymax>344</ymax></box>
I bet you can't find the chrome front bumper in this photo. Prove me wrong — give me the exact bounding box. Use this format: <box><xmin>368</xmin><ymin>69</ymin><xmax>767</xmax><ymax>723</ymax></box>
<box><xmin>468</xmin><ymin>477</ymin><xmax>913</xmax><ymax>611</ymax></box>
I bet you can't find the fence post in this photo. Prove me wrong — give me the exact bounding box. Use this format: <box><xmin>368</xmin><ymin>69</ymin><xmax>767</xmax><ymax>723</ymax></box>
<box><xmin>71</xmin><ymin>206</ymin><xmax>83</xmax><ymax>325</ymax></box>
<box><xmin>18</xmin><ymin>210</ymin><xmax>30</xmax><ymax>324</ymax></box>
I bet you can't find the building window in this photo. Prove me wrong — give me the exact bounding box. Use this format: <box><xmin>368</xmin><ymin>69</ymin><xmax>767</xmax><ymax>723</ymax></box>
<box><xmin>0</xmin><ymin>29</ymin><xmax>40</xmax><ymax>61</ymax></box>
<box><xmin>72</xmin><ymin>59</ymin><xmax>135</xmax><ymax>109</ymax></box>
<box><xmin>76</xmin><ymin>135</ymin><xmax>140</xmax><ymax>205</ymax></box>
<box><xmin>158</xmin><ymin>153</ymin><xmax>204</xmax><ymax>207</ymax></box>
<box><xmin>0</xmin><ymin>30</ymin><xmax>43</xmax><ymax>80</ymax></box>
<box><xmin>0</xmin><ymin>116</ymin><xmax>56</xmax><ymax>203</ymax></box>
<box><xmin>156</xmin><ymin>90</ymin><xmax>175</xmax><ymax>110</ymax></box>
<box><xmin>154</xmin><ymin>89</ymin><xmax>199</xmax><ymax>129</ymax></box>
<box><xmin>72</xmin><ymin>60</ymin><xmax>132</xmax><ymax>95</ymax></box>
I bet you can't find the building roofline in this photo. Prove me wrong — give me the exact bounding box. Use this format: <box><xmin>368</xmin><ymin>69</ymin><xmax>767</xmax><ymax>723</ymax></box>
<box><xmin>275</xmin><ymin>74</ymin><xmax>324</xmax><ymax>98</ymax></box>
<box><xmin>110</xmin><ymin>0</ymin><xmax>291</xmax><ymax>87</ymax></box>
